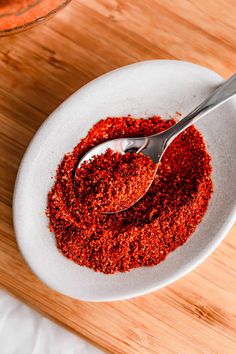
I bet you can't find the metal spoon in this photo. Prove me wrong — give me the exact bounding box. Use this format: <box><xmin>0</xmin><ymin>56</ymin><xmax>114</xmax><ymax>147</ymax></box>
<box><xmin>76</xmin><ymin>73</ymin><xmax>236</xmax><ymax>213</ymax></box>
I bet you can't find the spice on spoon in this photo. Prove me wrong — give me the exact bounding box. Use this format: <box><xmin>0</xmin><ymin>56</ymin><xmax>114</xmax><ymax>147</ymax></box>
<box><xmin>47</xmin><ymin>116</ymin><xmax>213</xmax><ymax>274</ymax></box>
<box><xmin>74</xmin><ymin>149</ymin><xmax>156</xmax><ymax>213</ymax></box>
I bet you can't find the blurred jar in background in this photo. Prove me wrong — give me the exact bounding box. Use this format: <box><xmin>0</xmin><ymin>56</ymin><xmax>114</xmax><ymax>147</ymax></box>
<box><xmin>0</xmin><ymin>0</ymin><xmax>71</xmax><ymax>36</ymax></box>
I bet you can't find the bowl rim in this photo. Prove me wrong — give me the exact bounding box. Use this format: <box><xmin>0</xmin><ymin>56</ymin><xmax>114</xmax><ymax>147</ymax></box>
<box><xmin>0</xmin><ymin>0</ymin><xmax>71</xmax><ymax>37</ymax></box>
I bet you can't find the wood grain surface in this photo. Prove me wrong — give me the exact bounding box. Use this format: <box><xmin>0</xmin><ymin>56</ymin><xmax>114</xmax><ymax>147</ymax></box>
<box><xmin>0</xmin><ymin>1</ymin><xmax>236</xmax><ymax>353</ymax></box>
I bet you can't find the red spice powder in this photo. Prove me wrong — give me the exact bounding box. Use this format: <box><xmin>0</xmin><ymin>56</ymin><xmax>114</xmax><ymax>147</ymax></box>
<box><xmin>74</xmin><ymin>149</ymin><xmax>156</xmax><ymax>213</ymax></box>
<box><xmin>47</xmin><ymin>116</ymin><xmax>213</xmax><ymax>274</ymax></box>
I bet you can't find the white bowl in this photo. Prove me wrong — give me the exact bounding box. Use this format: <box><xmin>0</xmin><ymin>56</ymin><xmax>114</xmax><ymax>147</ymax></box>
<box><xmin>13</xmin><ymin>60</ymin><xmax>236</xmax><ymax>302</ymax></box>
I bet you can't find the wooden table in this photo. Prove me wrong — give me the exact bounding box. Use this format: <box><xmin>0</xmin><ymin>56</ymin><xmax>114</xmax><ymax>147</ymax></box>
<box><xmin>1</xmin><ymin>1</ymin><xmax>236</xmax><ymax>353</ymax></box>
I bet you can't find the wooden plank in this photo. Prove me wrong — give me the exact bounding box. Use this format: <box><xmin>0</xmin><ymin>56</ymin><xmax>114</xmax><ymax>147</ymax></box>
<box><xmin>0</xmin><ymin>1</ymin><xmax>236</xmax><ymax>353</ymax></box>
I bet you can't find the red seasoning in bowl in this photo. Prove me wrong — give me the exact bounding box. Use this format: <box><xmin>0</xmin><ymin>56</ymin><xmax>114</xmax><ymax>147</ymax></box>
<box><xmin>46</xmin><ymin>116</ymin><xmax>213</xmax><ymax>274</ymax></box>
<box><xmin>0</xmin><ymin>0</ymin><xmax>71</xmax><ymax>35</ymax></box>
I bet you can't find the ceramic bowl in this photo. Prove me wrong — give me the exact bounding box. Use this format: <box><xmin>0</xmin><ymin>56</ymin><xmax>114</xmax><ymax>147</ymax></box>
<box><xmin>13</xmin><ymin>60</ymin><xmax>236</xmax><ymax>301</ymax></box>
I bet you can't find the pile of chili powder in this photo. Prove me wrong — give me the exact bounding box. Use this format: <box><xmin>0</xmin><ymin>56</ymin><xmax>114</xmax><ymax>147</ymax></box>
<box><xmin>47</xmin><ymin>116</ymin><xmax>213</xmax><ymax>274</ymax></box>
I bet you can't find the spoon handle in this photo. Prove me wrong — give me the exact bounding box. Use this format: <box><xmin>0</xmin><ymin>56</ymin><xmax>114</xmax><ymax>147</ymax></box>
<box><xmin>162</xmin><ymin>73</ymin><xmax>236</xmax><ymax>147</ymax></box>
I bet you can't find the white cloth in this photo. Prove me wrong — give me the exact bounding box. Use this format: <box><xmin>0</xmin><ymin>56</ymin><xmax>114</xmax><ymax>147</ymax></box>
<box><xmin>0</xmin><ymin>288</ymin><xmax>103</xmax><ymax>354</ymax></box>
